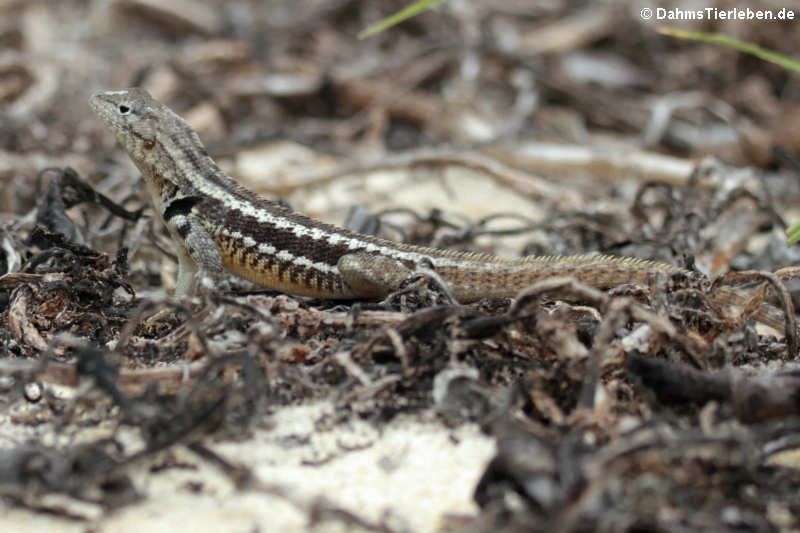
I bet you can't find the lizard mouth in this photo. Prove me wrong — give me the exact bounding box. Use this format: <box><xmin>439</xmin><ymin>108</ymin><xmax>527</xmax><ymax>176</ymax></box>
<box><xmin>88</xmin><ymin>92</ymin><xmax>110</xmax><ymax>120</ymax></box>
<box><xmin>88</xmin><ymin>92</ymin><xmax>104</xmax><ymax>108</ymax></box>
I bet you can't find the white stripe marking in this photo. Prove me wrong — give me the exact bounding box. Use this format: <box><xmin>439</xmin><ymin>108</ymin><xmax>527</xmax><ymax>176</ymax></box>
<box><xmin>222</xmin><ymin>229</ymin><xmax>338</xmax><ymax>274</ymax></box>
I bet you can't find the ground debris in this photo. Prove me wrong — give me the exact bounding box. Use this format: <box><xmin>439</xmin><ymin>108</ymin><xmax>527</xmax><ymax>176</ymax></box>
<box><xmin>2</xmin><ymin>1</ymin><xmax>800</xmax><ymax>531</ymax></box>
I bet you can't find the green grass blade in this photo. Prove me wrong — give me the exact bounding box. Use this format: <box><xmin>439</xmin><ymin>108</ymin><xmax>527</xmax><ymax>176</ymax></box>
<box><xmin>787</xmin><ymin>222</ymin><xmax>800</xmax><ymax>246</ymax></box>
<box><xmin>358</xmin><ymin>0</ymin><xmax>447</xmax><ymax>39</ymax></box>
<box><xmin>659</xmin><ymin>28</ymin><xmax>800</xmax><ymax>73</ymax></box>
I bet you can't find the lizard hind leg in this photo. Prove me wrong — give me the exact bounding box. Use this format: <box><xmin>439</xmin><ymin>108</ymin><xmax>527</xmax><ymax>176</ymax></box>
<box><xmin>337</xmin><ymin>252</ymin><xmax>413</xmax><ymax>299</ymax></box>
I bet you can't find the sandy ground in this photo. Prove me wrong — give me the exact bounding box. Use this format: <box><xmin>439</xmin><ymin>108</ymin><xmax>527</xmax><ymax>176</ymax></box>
<box><xmin>0</xmin><ymin>402</ymin><xmax>495</xmax><ymax>532</ymax></box>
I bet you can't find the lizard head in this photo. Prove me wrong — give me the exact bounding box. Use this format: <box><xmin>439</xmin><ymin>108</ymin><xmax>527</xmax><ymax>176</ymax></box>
<box><xmin>89</xmin><ymin>88</ymin><xmax>216</xmax><ymax>192</ymax></box>
<box><xmin>89</xmin><ymin>88</ymin><xmax>175</xmax><ymax>175</ymax></box>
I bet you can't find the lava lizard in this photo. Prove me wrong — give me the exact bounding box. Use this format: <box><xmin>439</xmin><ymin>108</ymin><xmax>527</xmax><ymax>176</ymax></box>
<box><xmin>88</xmin><ymin>88</ymin><xmax>785</xmax><ymax>330</ymax></box>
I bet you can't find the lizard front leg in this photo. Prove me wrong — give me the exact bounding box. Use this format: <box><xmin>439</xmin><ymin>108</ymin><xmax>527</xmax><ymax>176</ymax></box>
<box><xmin>163</xmin><ymin>204</ymin><xmax>224</xmax><ymax>297</ymax></box>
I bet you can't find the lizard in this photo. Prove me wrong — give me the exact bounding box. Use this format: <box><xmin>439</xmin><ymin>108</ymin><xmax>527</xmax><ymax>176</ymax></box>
<box><xmin>88</xmin><ymin>88</ymin><xmax>787</xmax><ymax>331</ymax></box>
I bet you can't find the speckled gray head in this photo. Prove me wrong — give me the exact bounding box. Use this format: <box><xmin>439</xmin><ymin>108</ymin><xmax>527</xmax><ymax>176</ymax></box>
<box><xmin>88</xmin><ymin>88</ymin><xmax>162</xmax><ymax>155</ymax></box>
<box><xmin>88</xmin><ymin>87</ymin><xmax>232</xmax><ymax>208</ymax></box>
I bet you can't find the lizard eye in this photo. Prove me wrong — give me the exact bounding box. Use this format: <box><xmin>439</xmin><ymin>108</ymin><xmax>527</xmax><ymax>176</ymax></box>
<box><xmin>118</xmin><ymin>104</ymin><xmax>131</xmax><ymax>115</ymax></box>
